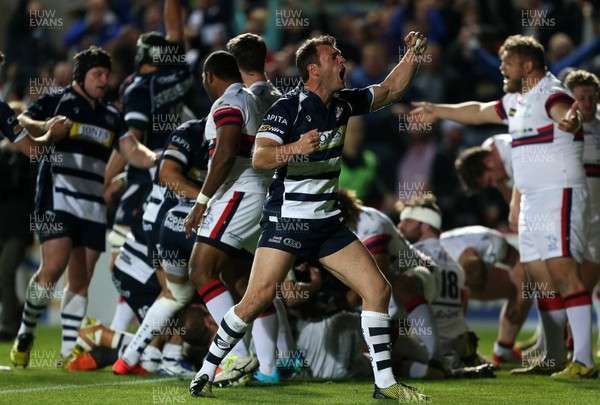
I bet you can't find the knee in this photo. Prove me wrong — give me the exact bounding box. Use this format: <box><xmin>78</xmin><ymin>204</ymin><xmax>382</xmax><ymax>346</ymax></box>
<box><xmin>188</xmin><ymin>256</ymin><xmax>216</xmax><ymax>288</ymax></box>
<box><xmin>165</xmin><ymin>279</ymin><xmax>195</xmax><ymax>310</ymax></box>
<box><xmin>365</xmin><ymin>277</ymin><xmax>391</xmax><ymax>305</ymax></box>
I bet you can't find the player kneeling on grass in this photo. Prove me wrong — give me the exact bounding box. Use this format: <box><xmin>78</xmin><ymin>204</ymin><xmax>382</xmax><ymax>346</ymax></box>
<box><xmin>395</xmin><ymin>197</ymin><xmax>492</xmax><ymax>375</ymax></box>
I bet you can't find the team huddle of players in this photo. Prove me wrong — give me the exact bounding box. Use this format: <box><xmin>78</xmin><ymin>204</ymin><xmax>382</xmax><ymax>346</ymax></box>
<box><xmin>0</xmin><ymin>0</ymin><xmax>598</xmax><ymax>401</ymax></box>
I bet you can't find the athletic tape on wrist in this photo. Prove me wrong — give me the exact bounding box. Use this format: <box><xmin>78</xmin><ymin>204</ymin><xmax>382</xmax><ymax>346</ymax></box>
<box><xmin>196</xmin><ymin>192</ymin><xmax>210</xmax><ymax>205</ymax></box>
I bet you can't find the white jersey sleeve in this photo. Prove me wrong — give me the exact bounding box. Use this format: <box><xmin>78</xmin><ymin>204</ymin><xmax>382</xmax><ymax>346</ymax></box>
<box><xmin>354</xmin><ymin>207</ymin><xmax>403</xmax><ymax>256</ymax></box>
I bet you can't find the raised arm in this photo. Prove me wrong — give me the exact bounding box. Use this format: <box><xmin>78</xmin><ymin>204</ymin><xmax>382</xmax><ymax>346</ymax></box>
<box><xmin>552</xmin><ymin>100</ymin><xmax>583</xmax><ymax>134</ymax></box>
<box><xmin>164</xmin><ymin>0</ymin><xmax>183</xmax><ymax>43</ymax></box>
<box><xmin>370</xmin><ymin>31</ymin><xmax>427</xmax><ymax>111</ymax></box>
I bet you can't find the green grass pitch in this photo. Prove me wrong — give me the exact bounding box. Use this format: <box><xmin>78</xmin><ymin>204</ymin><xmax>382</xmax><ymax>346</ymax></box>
<box><xmin>0</xmin><ymin>326</ymin><xmax>599</xmax><ymax>404</ymax></box>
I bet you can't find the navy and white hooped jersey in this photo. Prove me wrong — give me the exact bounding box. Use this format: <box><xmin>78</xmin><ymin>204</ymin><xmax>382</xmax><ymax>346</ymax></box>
<box><xmin>440</xmin><ymin>225</ymin><xmax>509</xmax><ymax>267</ymax></box>
<box><xmin>495</xmin><ymin>73</ymin><xmax>586</xmax><ymax>193</ymax></box>
<box><xmin>144</xmin><ymin>119</ymin><xmax>209</xmax><ymax>224</ymax></box>
<box><xmin>249</xmin><ymin>80</ymin><xmax>282</xmax><ymax>118</ymax></box>
<box><xmin>114</xmin><ymin>231</ymin><xmax>155</xmax><ymax>284</ymax></box>
<box><xmin>24</xmin><ymin>86</ymin><xmax>125</xmax><ymax>225</ymax></box>
<box><xmin>257</xmin><ymin>85</ymin><xmax>374</xmax><ymax>220</ymax></box>
<box><xmin>414</xmin><ymin>238</ymin><xmax>468</xmax><ymax>341</ymax></box>
<box><xmin>482</xmin><ymin>134</ymin><xmax>513</xmax><ymax>188</ymax></box>
<box><xmin>205</xmin><ymin>82</ymin><xmax>269</xmax><ymax>194</ymax></box>
<box><xmin>583</xmin><ymin>116</ymin><xmax>600</xmax><ymax>207</ymax></box>
<box><xmin>123</xmin><ymin>63</ymin><xmax>193</xmax><ymax>184</ymax></box>
<box><xmin>0</xmin><ymin>101</ymin><xmax>27</xmax><ymax>143</ymax></box>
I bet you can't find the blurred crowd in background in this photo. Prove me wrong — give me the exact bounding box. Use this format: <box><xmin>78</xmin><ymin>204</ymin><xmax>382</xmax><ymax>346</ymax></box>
<box><xmin>2</xmin><ymin>0</ymin><xmax>600</xmax><ymax>233</ymax></box>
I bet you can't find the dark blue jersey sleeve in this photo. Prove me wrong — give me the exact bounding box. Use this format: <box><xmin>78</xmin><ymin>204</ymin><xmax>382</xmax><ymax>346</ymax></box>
<box><xmin>0</xmin><ymin>101</ymin><xmax>27</xmax><ymax>143</ymax></box>
<box><xmin>123</xmin><ymin>85</ymin><xmax>151</xmax><ymax>133</ymax></box>
<box><xmin>255</xmin><ymin>98</ymin><xmax>296</xmax><ymax>144</ymax></box>
<box><xmin>337</xmin><ymin>87</ymin><xmax>374</xmax><ymax>116</ymax></box>
<box><xmin>163</xmin><ymin>123</ymin><xmax>195</xmax><ymax>168</ymax></box>
<box><xmin>23</xmin><ymin>91</ymin><xmax>61</xmax><ymax>121</ymax></box>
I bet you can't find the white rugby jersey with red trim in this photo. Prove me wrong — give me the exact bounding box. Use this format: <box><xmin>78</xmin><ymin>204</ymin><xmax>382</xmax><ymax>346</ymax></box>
<box><xmin>204</xmin><ymin>82</ymin><xmax>271</xmax><ymax>193</ymax></box>
<box><xmin>354</xmin><ymin>206</ymin><xmax>437</xmax><ymax>276</ymax></box>
<box><xmin>414</xmin><ymin>238</ymin><xmax>468</xmax><ymax>341</ymax></box>
<box><xmin>583</xmin><ymin>115</ymin><xmax>600</xmax><ymax>208</ymax></box>
<box><xmin>494</xmin><ymin>73</ymin><xmax>586</xmax><ymax>193</ymax></box>
<box><xmin>354</xmin><ymin>207</ymin><xmax>403</xmax><ymax>256</ymax></box>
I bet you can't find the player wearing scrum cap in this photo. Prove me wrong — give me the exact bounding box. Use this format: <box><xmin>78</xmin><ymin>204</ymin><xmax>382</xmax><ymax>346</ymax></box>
<box><xmin>106</xmin><ymin>0</ymin><xmax>193</xmax><ymax>363</ymax></box>
<box><xmin>10</xmin><ymin>46</ymin><xmax>158</xmax><ymax>368</ymax></box>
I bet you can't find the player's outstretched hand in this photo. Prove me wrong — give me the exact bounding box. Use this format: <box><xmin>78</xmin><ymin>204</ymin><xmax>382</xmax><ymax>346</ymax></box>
<box><xmin>184</xmin><ymin>202</ymin><xmax>207</xmax><ymax>239</ymax></box>
<box><xmin>558</xmin><ymin>101</ymin><xmax>582</xmax><ymax>134</ymax></box>
<box><xmin>405</xmin><ymin>31</ymin><xmax>428</xmax><ymax>56</ymax></box>
<box><xmin>409</xmin><ymin>101</ymin><xmax>438</xmax><ymax>124</ymax></box>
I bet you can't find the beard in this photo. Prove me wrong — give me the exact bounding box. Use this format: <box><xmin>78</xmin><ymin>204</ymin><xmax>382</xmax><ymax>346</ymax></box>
<box><xmin>503</xmin><ymin>77</ymin><xmax>521</xmax><ymax>93</ymax></box>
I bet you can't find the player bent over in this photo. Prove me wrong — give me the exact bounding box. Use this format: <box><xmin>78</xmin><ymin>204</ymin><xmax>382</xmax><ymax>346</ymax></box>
<box><xmin>440</xmin><ymin>226</ymin><xmax>530</xmax><ymax>365</ymax></box>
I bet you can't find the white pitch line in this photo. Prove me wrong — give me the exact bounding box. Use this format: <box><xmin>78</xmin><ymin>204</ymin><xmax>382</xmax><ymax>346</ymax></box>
<box><xmin>0</xmin><ymin>376</ymin><xmax>180</xmax><ymax>394</ymax></box>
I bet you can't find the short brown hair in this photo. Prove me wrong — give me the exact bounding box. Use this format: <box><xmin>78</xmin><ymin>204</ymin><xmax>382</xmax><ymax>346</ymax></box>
<box><xmin>498</xmin><ymin>35</ymin><xmax>546</xmax><ymax>72</ymax></box>
<box><xmin>226</xmin><ymin>33</ymin><xmax>267</xmax><ymax>73</ymax></box>
<box><xmin>564</xmin><ymin>69</ymin><xmax>600</xmax><ymax>92</ymax></box>
<box><xmin>454</xmin><ymin>146</ymin><xmax>491</xmax><ymax>195</ymax></box>
<box><xmin>296</xmin><ymin>35</ymin><xmax>337</xmax><ymax>82</ymax></box>
<box><xmin>395</xmin><ymin>195</ymin><xmax>441</xmax><ymax>214</ymax></box>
